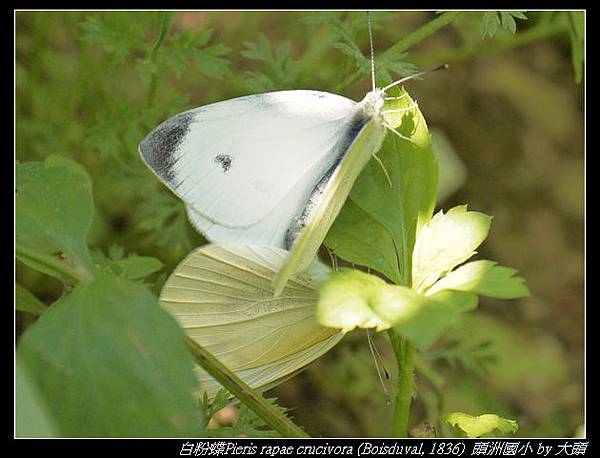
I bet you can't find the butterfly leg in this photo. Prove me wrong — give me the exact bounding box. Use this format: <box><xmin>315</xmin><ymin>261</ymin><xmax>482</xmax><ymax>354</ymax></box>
<box><xmin>380</xmin><ymin>100</ymin><xmax>418</xmax><ymax>115</ymax></box>
<box><xmin>383</xmin><ymin>122</ymin><xmax>419</xmax><ymax>146</ymax></box>
<box><xmin>372</xmin><ymin>152</ymin><xmax>393</xmax><ymax>189</ymax></box>
<box><xmin>383</xmin><ymin>93</ymin><xmax>410</xmax><ymax>101</ymax></box>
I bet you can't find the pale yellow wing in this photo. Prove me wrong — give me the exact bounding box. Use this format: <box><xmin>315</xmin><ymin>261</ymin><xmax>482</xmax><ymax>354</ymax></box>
<box><xmin>160</xmin><ymin>242</ymin><xmax>343</xmax><ymax>399</ymax></box>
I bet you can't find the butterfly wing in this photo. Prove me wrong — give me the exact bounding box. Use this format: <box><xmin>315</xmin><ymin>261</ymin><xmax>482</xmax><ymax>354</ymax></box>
<box><xmin>273</xmin><ymin>116</ymin><xmax>387</xmax><ymax>295</ymax></box>
<box><xmin>140</xmin><ymin>90</ymin><xmax>366</xmax><ymax>248</ymax></box>
<box><xmin>159</xmin><ymin>242</ymin><xmax>343</xmax><ymax>399</ymax></box>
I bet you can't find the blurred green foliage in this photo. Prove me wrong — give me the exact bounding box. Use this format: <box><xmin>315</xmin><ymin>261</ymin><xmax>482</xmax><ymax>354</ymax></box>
<box><xmin>16</xmin><ymin>11</ymin><xmax>584</xmax><ymax>437</ymax></box>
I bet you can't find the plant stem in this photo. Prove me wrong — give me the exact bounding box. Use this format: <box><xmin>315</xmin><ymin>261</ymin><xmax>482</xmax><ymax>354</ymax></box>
<box><xmin>388</xmin><ymin>329</ymin><xmax>416</xmax><ymax>437</ymax></box>
<box><xmin>379</xmin><ymin>11</ymin><xmax>463</xmax><ymax>63</ymax></box>
<box><xmin>147</xmin><ymin>12</ymin><xmax>174</xmax><ymax>107</ymax></box>
<box><xmin>410</xmin><ymin>20</ymin><xmax>565</xmax><ymax>67</ymax></box>
<box><xmin>337</xmin><ymin>11</ymin><xmax>462</xmax><ymax>91</ymax></box>
<box><xmin>185</xmin><ymin>337</ymin><xmax>310</xmax><ymax>438</ymax></box>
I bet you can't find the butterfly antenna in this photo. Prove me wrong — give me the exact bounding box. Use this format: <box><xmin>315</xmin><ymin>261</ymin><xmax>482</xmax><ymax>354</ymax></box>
<box><xmin>382</xmin><ymin>64</ymin><xmax>448</xmax><ymax>93</ymax></box>
<box><xmin>367</xmin><ymin>329</ymin><xmax>391</xmax><ymax>405</ymax></box>
<box><xmin>367</xmin><ymin>11</ymin><xmax>376</xmax><ymax>92</ymax></box>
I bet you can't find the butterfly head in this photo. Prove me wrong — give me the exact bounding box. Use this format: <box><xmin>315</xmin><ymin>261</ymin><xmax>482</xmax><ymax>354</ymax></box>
<box><xmin>360</xmin><ymin>88</ymin><xmax>385</xmax><ymax>119</ymax></box>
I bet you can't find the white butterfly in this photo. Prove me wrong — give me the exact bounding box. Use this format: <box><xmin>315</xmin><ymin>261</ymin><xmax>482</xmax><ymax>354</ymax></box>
<box><xmin>139</xmin><ymin>80</ymin><xmax>425</xmax><ymax>294</ymax></box>
<box><xmin>139</xmin><ymin>19</ymin><xmax>438</xmax><ymax>396</ymax></box>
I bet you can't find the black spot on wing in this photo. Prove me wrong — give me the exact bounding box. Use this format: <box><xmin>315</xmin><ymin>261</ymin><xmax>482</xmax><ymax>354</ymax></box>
<box><xmin>139</xmin><ymin>112</ymin><xmax>193</xmax><ymax>182</ymax></box>
<box><xmin>214</xmin><ymin>154</ymin><xmax>233</xmax><ymax>173</ymax></box>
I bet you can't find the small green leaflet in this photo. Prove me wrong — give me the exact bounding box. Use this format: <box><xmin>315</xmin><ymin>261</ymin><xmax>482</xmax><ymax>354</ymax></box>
<box><xmin>480</xmin><ymin>11</ymin><xmax>527</xmax><ymax>38</ymax></box>
<box><xmin>412</xmin><ymin>205</ymin><xmax>492</xmax><ymax>293</ymax></box>
<box><xmin>426</xmin><ymin>260</ymin><xmax>530</xmax><ymax>298</ymax></box>
<box><xmin>443</xmin><ymin>412</ymin><xmax>518</xmax><ymax>438</ymax></box>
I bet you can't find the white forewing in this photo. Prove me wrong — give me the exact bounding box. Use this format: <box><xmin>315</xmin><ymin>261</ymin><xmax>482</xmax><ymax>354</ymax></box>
<box><xmin>185</xmin><ymin>159</ymin><xmax>326</xmax><ymax>248</ymax></box>
<box><xmin>140</xmin><ymin>91</ymin><xmax>362</xmax><ymax>232</ymax></box>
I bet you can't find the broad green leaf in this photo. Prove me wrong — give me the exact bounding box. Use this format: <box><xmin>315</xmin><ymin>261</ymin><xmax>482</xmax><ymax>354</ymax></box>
<box><xmin>16</xmin><ymin>156</ymin><xmax>95</xmax><ymax>282</ymax></box>
<box><xmin>412</xmin><ymin>205</ymin><xmax>492</xmax><ymax>293</ymax></box>
<box><xmin>426</xmin><ymin>260</ymin><xmax>530</xmax><ymax>298</ymax></box>
<box><xmin>326</xmin><ymin>88</ymin><xmax>438</xmax><ymax>287</ymax></box>
<box><xmin>17</xmin><ymin>273</ymin><xmax>203</xmax><ymax>437</ymax></box>
<box><xmin>443</xmin><ymin>412</ymin><xmax>518</xmax><ymax>438</ymax></box>
<box><xmin>16</xmin><ymin>283</ymin><xmax>47</xmax><ymax>316</ymax></box>
<box><xmin>317</xmin><ymin>269</ymin><xmax>478</xmax><ymax>348</ymax></box>
<box><xmin>161</xmin><ymin>243</ymin><xmax>343</xmax><ymax>399</ymax></box>
<box><xmin>16</xmin><ymin>359</ymin><xmax>56</xmax><ymax>438</ymax></box>
<box><xmin>324</xmin><ymin>200</ymin><xmax>401</xmax><ymax>284</ymax></box>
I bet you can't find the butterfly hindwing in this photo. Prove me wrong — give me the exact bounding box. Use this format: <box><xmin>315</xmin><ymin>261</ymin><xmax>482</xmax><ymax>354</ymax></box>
<box><xmin>159</xmin><ymin>242</ymin><xmax>343</xmax><ymax>399</ymax></box>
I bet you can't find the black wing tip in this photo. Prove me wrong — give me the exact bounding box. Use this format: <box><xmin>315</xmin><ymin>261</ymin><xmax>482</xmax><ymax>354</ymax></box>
<box><xmin>139</xmin><ymin>112</ymin><xmax>194</xmax><ymax>182</ymax></box>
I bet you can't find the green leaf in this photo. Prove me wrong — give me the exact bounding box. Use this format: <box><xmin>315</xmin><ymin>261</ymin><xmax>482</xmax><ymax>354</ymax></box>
<box><xmin>480</xmin><ymin>11</ymin><xmax>527</xmax><ymax>38</ymax></box>
<box><xmin>191</xmin><ymin>43</ymin><xmax>232</xmax><ymax>80</ymax></box>
<box><xmin>241</xmin><ymin>34</ymin><xmax>298</xmax><ymax>91</ymax></box>
<box><xmin>317</xmin><ymin>269</ymin><xmax>393</xmax><ymax>332</ymax></box>
<box><xmin>412</xmin><ymin>205</ymin><xmax>492</xmax><ymax>293</ymax></box>
<box><xmin>16</xmin><ymin>156</ymin><xmax>95</xmax><ymax>282</ymax></box>
<box><xmin>91</xmin><ymin>246</ymin><xmax>163</xmax><ymax>281</ymax></box>
<box><xmin>317</xmin><ymin>270</ymin><xmax>478</xmax><ymax>349</ymax></box>
<box><xmin>108</xmin><ymin>256</ymin><xmax>163</xmax><ymax>280</ymax></box>
<box><xmin>16</xmin><ymin>359</ymin><xmax>57</xmax><ymax>437</ymax></box>
<box><xmin>17</xmin><ymin>273</ymin><xmax>204</xmax><ymax>437</ymax></box>
<box><xmin>16</xmin><ymin>284</ymin><xmax>48</xmax><ymax>316</ymax></box>
<box><xmin>499</xmin><ymin>12</ymin><xmax>517</xmax><ymax>35</ymax></box>
<box><xmin>206</xmin><ymin>394</ymin><xmax>288</xmax><ymax>438</ymax></box>
<box><xmin>443</xmin><ymin>412</ymin><xmax>518</xmax><ymax>438</ymax></box>
<box><xmin>423</xmin><ymin>340</ymin><xmax>498</xmax><ymax>375</ymax></box>
<box><xmin>326</xmin><ymin>88</ymin><xmax>438</xmax><ymax>287</ymax></box>
<box><xmin>80</xmin><ymin>13</ymin><xmax>153</xmax><ymax>64</ymax></box>
<box><xmin>567</xmin><ymin>11</ymin><xmax>584</xmax><ymax>83</ymax></box>
<box><xmin>324</xmin><ymin>200</ymin><xmax>401</xmax><ymax>284</ymax></box>
<box><xmin>374</xmin><ymin>289</ymin><xmax>479</xmax><ymax>349</ymax></box>
<box><xmin>480</xmin><ymin>12</ymin><xmax>499</xmax><ymax>38</ymax></box>
<box><xmin>427</xmin><ymin>260</ymin><xmax>530</xmax><ymax>298</ymax></box>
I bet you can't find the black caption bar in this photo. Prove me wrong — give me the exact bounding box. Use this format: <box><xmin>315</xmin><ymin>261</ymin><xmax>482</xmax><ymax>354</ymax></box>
<box><xmin>9</xmin><ymin>438</ymin><xmax>592</xmax><ymax>457</ymax></box>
